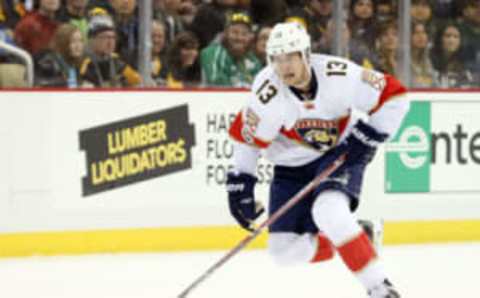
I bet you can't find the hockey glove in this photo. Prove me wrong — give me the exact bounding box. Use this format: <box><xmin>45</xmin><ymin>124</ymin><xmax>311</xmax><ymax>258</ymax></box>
<box><xmin>343</xmin><ymin>120</ymin><xmax>389</xmax><ymax>167</ymax></box>
<box><xmin>226</xmin><ymin>172</ymin><xmax>265</xmax><ymax>232</ymax></box>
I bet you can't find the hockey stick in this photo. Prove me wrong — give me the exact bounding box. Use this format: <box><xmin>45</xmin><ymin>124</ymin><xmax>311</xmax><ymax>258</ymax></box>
<box><xmin>177</xmin><ymin>154</ymin><xmax>345</xmax><ymax>298</ymax></box>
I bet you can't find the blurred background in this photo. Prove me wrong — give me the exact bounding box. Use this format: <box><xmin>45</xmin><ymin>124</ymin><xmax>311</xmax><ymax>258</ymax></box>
<box><xmin>1</xmin><ymin>1</ymin><xmax>480</xmax><ymax>296</ymax></box>
<box><xmin>0</xmin><ymin>0</ymin><xmax>479</xmax><ymax>89</ymax></box>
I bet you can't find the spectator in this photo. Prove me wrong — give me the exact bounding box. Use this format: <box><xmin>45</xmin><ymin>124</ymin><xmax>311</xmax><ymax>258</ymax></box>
<box><xmin>458</xmin><ymin>0</ymin><xmax>480</xmax><ymax>79</ymax></box>
<box><xmin>14</xmin><ymin>0</ymin><xmax>60</xmax><ymax>55</ymax></box>
<box><xmin>154</xmin><ymin>0</ymin><xmax>184</xmax><ymax>43</ymax></box>
<box><xmin>151</xmin><ymin>20</ymin><xmax>168</xmax><ymax>84</ymax></box>
<box><xmin>34</xmin><ymin>23</ymin><xmax>85</xmax><ymax>87</ymax></box>
<box><xmin>410</xmin><ymin>0</ymin><xmax>436</xmax><ymax>36</ymax></box>
<box><xmin>375</xmin><ymin>0</ymin><xmax>397</xmax><ymax>23</ymax></box>
<box><xmin>348</xmin><ymin>0</ymin><xmax>377</xmax><ymax>48</ymax></box>
<box><xmin>57</xmin><ymin>0</ymin><xmax>89</xmax><ymax>37</ymax></box>
<box><xmin>164</xmin><ymin>31</ymin><xmax>201</xmax><ymax>88</ymax></box>
<box><xmin>432</xmin><ymin>0</ymin><xmax>460</xmax><ymax>19</ymax></box>
<box><xmin>0</xmin><ymin>21</ymin><xmax>22</xmax><ymax>64</ymax></box>
<box><xmin>87</xmin><ymin>5</ymin><xmax>112</xmax><ymax>18</ymax></box>
<box><xmin>80</xmin><ymin>14</ymin><xmax>141</xmax><ymax>87</ymax></box>
<box><xmin>216</xmin><ymin>0</ymin><xmax>241</xmax><ymax>9</ymax></box>
<box><xmin>410</xmin><ymin>22</ymin><xmax>438</xmax><ymax>88</ymax></box>
<box><xmin>320</xmin><ymin>18</ymin><xmax>379</xmax><ymax>69</ymax></box>
<box><xmin>431</xmin><ymin>21</ymin><xmax>475</xmax><ymax>88</ymax></box>
<box><xmin>254</xmin><ymin>25</ymin><xmax>272</xmax><ymax>66</ymax></box>
<box><xmin>284</xmin><ymin>0</ymin><xmax>303</xmax><ymax>9</ymax></box>
<box><xmin>236</xmin><ymin>0</ymin><xmax>250</xmax><ymax>10</ymax></box>
<box><xmin>200</xmin><ymin>12</ymin><xmax>262</xmax><ymax>87</ymax></box>
<box><xmin>177</xmin><ymin>0</ymin><xmax>200</xmax><ymax>27</ymax></box>
<box><xmin>251</xmin><ymin>0</ymin><xmax>287</xmax><ymax>27</ymax></box>
<box><xmin>286</xmin><ymin>0</ymin><xmax>332</xmax><ymax>52</ymax></box>
<box><xmin>0</xmin><ymin>0</ymin><xmax>26</xmax><ymax>30</ymax></box>
<box><xmin>189</xmin><ymin>0</ymin><xmax>239</xmax><ymax>48</ymax></box>
<box><xmin>87</xmin><ymin>0</ymin><xmax>115</xmax><ymax>15</ymax></box>
<box><xmin>375</xmin><ymin>20</ymin><xmax>400</xmax><ymax>76</ymax></box>
<box><xmin>110</xmin><ymin>0</ymin><xmax>138</xmax><ymax>66</ymax></box>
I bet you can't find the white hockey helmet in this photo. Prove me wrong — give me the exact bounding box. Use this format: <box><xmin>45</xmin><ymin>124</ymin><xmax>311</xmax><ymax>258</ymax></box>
<box><xmin>266</xmin><ymin>22</ymin><xmax>311</xmax><ymax>67</ymax></box>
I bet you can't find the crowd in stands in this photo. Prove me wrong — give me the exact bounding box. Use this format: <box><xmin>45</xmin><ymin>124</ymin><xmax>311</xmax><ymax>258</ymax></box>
<box><xmin>0</xmin><ymin>0</ymin><xmax>478</xmax><ymax>89</ymax></box>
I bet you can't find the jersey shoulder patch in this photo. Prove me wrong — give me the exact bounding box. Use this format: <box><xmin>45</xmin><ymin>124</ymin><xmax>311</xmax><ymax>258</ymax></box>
<box><xmin>361</xmin><ymin>69</ymin><xmax>386</xmax><ymax>91</ymax></box>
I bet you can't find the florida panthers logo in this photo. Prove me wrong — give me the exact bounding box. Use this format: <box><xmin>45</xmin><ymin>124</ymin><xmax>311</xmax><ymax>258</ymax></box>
<box><xmin>294</xmin><ymin>119</ymin><xmax>339</xmax><ymax>152</ymax></box>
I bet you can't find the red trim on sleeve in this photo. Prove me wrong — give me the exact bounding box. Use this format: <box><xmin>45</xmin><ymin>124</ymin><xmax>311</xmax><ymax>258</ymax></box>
<box><xmin>337</xmin><ymin>232</ymin><xmax>377</xmax><ymax>272</ymax></box>
<box><xmin>228</xmin><ymin>112</ymin><xmax>271</xmax><ymax>148</ymax></box>
<box><xmin>369</xmin><ymin>74</ymin><xmax>407</xmax><ymax>115</ymax></box>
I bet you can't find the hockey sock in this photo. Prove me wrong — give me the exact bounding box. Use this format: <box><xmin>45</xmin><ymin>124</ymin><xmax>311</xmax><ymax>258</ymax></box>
<box><xmin>337</xmin><ymin>231</ymin><xmax>388</xmax><ymax>290</ymax></box>
<box><xmin>310</xmin><ymin>233</ymin><xmax>334</xmax><ymax>263</ymax></box>
<box><xmin>312</xmin><ymin>191</ymin><xmax>387</xmax><ymax>290</ymax></box>
<box><xmin>337</xmin><ymin>232</ymin><xmax>376</xmax><ymax>272</ymax></box>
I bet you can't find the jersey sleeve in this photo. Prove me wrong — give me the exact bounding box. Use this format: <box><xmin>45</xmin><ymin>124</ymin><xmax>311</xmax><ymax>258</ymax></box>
<box><xmin>232</xmin><ymin>141</ymin><xmax>260</xmax><ymax>175</ymax></box>
<box><xmin>229</xmin><ymin>69</ymin><xmax>286</xmax><ymax>149</ymax></box>
<box><xmin>346</xmin><ymin>62</ymin><xmax>409</xmax><ymax>137</ymax></box>
<box><xmin>367</xmin><ymin>74</ymin><xmax>409</xmax><ymax>138</ymax></box>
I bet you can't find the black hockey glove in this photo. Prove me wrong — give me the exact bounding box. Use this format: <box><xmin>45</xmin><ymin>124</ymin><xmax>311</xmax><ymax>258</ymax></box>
<box><xmin>226</xmin><ymin>172</ymin><xmax>265</xmax><ymax>232</ymax></box>
<box><xmin>343</xmin><ymin>120</ymin><xmax>389</xmax><ymax>167</ymax></box>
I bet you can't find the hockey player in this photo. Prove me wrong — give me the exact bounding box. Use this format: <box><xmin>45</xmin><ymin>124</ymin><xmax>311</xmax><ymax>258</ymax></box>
<box><xmin>226</xmin><ymin>22</ymin><xmax>409</xmax><ymax>297</ymax></box>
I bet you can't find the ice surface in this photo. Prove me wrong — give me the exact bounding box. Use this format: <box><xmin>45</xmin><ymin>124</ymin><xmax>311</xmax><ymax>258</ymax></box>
<box><xmin>0</xmin><ymin>243</ymin><xmax>479</xmax><ymax>298</ymax></box>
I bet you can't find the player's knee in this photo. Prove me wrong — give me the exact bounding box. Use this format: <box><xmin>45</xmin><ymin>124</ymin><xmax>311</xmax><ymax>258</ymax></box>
<box><xmin>312</xmin><ymin>191</ymin><xmax>361</xmax><ymax>245</ymax></box>
<box><xmin>312</xmin><ymin>191</ymin><xmax>348</xmax><ymax>230</ymax></box>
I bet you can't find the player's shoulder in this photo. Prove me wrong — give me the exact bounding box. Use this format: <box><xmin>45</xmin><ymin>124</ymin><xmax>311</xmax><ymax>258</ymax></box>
<box><xmin>249</xmin><ymin>65</ymin><xmax>285</xmax><ymax>106</ymax></box>
<box><xmin>311</xmin><ymin>53</ymin><xmax>352</xmax><ymax>65</ymax></box>
<box><xmin>243</xmin><ymin>66</ymin><xmax>288</xmax><ymax>124</ymax></box>
<box><xmin>311</xmin><ymin>53</ymin><xmax>387</xmax><ymax>92</ymax></box>
<box><xmin>251</xmin><ymin>65</ymin><xmax>282</xmax><ymax>90</ymax></box>
<box><xmin>311</xmin><ymin>53</ymin><xmax>363</xmax><ymax>78</ymax></box>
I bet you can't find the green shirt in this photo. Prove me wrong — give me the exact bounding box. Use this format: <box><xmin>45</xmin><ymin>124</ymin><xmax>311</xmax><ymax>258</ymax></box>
<box><xmin>200</xmin><ymin>42</ymin><xmax>262</xmax><ymax>87</ymax></box>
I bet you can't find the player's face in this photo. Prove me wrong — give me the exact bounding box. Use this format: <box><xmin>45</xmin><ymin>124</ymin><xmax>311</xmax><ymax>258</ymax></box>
<box><xmin>271</xmin><ymin>52</ymin><xmax>309</xmax><ymax>87</ymax></box>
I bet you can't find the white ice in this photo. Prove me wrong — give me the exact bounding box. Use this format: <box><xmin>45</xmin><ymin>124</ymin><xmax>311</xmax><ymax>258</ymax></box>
<box><xmin>0</xmin><ymin>243</ymin><xmax>479</xmax><ymax>298</ymax></box>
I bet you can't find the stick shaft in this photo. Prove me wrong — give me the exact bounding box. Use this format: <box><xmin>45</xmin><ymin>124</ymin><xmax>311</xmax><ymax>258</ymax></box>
<box><xmin>177</xmin><ymin>156</ymin><xmax>344</xmax><ymax>298</ymax></box>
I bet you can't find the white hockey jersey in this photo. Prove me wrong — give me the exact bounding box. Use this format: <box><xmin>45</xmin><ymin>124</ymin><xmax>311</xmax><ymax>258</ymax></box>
<box><xmin>229</xmin><ymin>54</ymin><xmax>409</xmax><ymax>172</ymax></box>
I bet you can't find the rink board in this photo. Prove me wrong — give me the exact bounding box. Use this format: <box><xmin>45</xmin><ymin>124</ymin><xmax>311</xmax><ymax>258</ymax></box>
<box><xmin>0</xmin><ymin>89</ymin><xmax>479</xmax><ymax>257</ymax></box>
<box><xmin>1</xmin><ymin>220</ymin><xmax>480</xmax><ymax>258</ymax></box>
